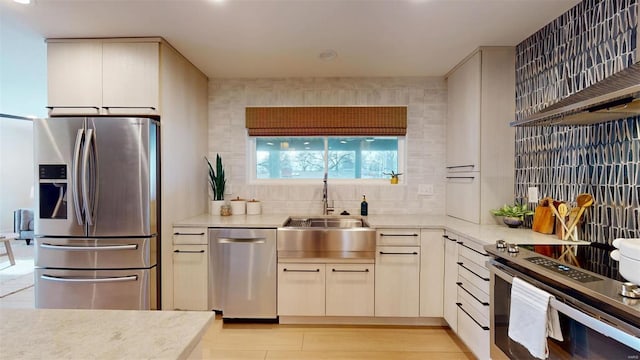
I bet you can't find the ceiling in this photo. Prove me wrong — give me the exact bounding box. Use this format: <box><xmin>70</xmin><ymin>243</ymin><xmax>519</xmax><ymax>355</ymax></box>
<box><xmin>1</xmin><ymin>0</ymin><xmax>580</xmax><ymax>79</ymax></box>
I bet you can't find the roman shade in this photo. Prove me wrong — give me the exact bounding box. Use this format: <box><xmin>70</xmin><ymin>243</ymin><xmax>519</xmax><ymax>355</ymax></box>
<box><xmin>245</xmin><ymin>106</ymin><xmax>407</xmax><ymax>136</ymax></box>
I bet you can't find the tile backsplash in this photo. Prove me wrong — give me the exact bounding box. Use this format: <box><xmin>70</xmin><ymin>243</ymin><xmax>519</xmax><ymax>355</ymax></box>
<box><xmin>208</xmin><ymin>77</ymin><xmax>447</xmax><ymax>215</ymax></box>
<box><xmin>514</xmin><ymin>0</ymin><xmax>639</xmax><ymax>244</ymax></box>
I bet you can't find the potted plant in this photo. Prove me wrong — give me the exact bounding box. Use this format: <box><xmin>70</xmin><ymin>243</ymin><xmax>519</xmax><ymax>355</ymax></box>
<box><xmin>206</xmin><ymin>154</ymin><xmax>226</xmax><ymax>215</ymax></box>
<box><xmin>383</xmin><ymin>171</ymin><xmax>403</xmax><ymax>184</ymax></box>
<box><xmin>490</xmin><ymin>203</ymin><xmax>534</xmax><ymax>228</ymax></box>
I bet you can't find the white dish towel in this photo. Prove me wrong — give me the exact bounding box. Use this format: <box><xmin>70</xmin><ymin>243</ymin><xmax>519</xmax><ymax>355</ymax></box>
<box><xmin>508</xmin><ymin>277</ymin><xmax>563</xmax><ymax>359</ymax></box>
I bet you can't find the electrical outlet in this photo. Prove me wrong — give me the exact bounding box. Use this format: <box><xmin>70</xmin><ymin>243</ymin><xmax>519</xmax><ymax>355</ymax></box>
<box><xmin>527</xmin><ymin>187</ymin><xmax>539</xmax><ymax>203</ymax></box>
<box><xmin>418</xmin><ymin>184</ymin><xmax>434</xmax><ymax>196</ymax></box>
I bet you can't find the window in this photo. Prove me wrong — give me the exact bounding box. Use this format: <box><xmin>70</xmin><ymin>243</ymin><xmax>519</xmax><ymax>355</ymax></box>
<box><xmin>254</xmin><ymin>136</ymin><xmax>403</xmax><ymax>180</ymax></box>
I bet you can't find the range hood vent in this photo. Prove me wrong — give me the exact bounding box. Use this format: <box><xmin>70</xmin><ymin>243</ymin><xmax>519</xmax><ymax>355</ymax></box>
<box><xmin>511</xmin><ymin>62</ymin><xmax>640</xmax><ymax>127</ymax></box>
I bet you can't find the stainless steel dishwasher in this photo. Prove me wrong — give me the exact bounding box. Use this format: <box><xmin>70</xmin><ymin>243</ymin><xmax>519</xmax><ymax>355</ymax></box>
<box><xmin>209</xmin><ymin>228</ymin><xmax>277</xmax><ymax>320</ymax></box>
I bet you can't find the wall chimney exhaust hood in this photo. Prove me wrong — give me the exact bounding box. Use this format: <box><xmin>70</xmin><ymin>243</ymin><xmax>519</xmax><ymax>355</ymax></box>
<box><xmin>511</xmin><ymin>62</ymin><xmax>640</xmax><ymax>127</ymax></box>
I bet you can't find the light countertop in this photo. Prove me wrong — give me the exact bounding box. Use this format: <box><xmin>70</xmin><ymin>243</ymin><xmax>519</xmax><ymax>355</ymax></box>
<box><xmin>175</xmin><ymin>214</ymin><xmax>586</xmax><ymax>246</ymax></box>
<box><xmin>0</xmin><ymin>309</ymin><xmax>214</xmax><ymax>360</ymax></box>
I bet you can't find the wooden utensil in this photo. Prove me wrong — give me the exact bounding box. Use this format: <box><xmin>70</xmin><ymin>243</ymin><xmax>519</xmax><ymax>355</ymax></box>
<box><xmin>565</xmin><ymin>193</ymin><xmax>594</xmax><ymax>238</ymax></box>
<box><xmin>558</xmin><ymin>204</ymin><xmax>577</xmax><ymax>241</ymax></box>
<box><xmin>549</xmin><ymin>201</ymin><xmax>576</xmax><ymax>241</ymax></box>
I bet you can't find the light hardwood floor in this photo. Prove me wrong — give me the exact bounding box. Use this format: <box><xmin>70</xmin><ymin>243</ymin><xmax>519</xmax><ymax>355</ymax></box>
<box><xmin>199</xmin><ymin>316</ymin><xmax>474</xmax><ymax>360</ymax></box>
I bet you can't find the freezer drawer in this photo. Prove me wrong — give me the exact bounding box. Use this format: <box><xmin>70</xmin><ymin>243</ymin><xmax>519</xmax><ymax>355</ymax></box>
<box><xmin>35</xmin><ymin>267</ymin><xmax>157</xmax><ymax>310</ymax></box>
<box><xmin>35</xmin><ymin>237</ymin><xmax>156</xmax><ymax>269</ymax></box>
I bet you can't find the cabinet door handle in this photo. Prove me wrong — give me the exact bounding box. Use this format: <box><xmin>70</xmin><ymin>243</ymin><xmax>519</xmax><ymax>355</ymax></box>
<box><xmin>379</xmin><ymin>251</ymin><xmax>418</xmax><ymax>255</ymax></box>
<box><xmin>102</xmin><ymin>106</ymin><xmax>157</xmax><ymax>111</ymax></box>
<box><xmin>174</xmin><ymin>249</ymin><xmax>205</xmax><ymax>253</ymax></box>
<box><xmin>380</xmin><ymin>233</ymin><xmax>419</xmax><ymax>237</ymax></box>
<box><xmin>283</xmin><ymin>268</ymin><xmax>320</xmax><ymax>272</ymax></box>
<box><xmin>46</xmin><ymin>106</ymin><xmax>100</xmax><ymax>110</ymax></box>
<box><xmin>332</xmin><ymin>268</ymin><xmax>369</xmax><ymax>273</ymax></box>
<box><xmin>456</xmin><ymin>282</ymin><xmax>489</xmax><ymax>306</ymax></box>
<box><xmin>457</xmin><ymin>262</ymin><xmax>490</xmax><ymax>281</ymax></box>
<box><xmin>456</xmin><ymin>302</ymin><xmax>489</xmax><ymax>331</ymax></box>
<box><xmin>446</xmin><ymin>165</ymin><xmax>475</xmax><ymax>169</ymax></box>
<box><xmin>443</xmin><ymin>235</ymin><xmax>458</xmax><ymax>242</ymax></box>
<box><xmin>446</xmin><ymin>176</ymin><xmax>475</xmax><ymax>179</ymax></box>
<box><xmin>458</xmin><ymin>242</ymin><xmax>489</xmax><ymax>257</ymax></box>
<box><xmin>173</xmin><ymin>232</ymin><xmax>205</xmax><ymax>236</ymax></box>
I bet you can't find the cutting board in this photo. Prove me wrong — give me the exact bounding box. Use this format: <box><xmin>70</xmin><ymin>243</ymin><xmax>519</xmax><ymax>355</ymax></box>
<box><xmin>532</xmin><ymin>200</ymin><xmax>555</xmax><ymax>234</ymax></box>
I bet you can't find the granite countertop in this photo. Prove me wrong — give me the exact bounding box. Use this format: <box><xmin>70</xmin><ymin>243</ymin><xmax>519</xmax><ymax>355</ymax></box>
<box><xmin>175</xmin><ymin>213</ymin><xmax>586</xmax><ymax>246</ymax></box>
<box><xmin>0</xmin><ymin>309</ymin><xmax>214</xmax><ymax>360</ymax></box>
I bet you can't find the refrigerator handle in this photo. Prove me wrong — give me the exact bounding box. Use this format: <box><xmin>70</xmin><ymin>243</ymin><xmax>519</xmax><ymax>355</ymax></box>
<box><xmin>81</xmin><ymin>129</ymin><xmax>95</xmax><ymax>226</ymax></box>
<box><xmin>72</xmin><ymin>129</ymin><xmax>85</xmax><ymax>226</ymax></box>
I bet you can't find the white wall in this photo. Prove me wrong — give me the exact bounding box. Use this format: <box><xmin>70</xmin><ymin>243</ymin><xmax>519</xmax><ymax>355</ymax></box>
<box><xmin>0</xmin><ymin>13</ymin><xmax>46</xmax><ymax>232</ymax></box>
<box><xmin>208</xmin><ymin>77</ymin><xmax>447</xmax><ymax>215</ymax></box>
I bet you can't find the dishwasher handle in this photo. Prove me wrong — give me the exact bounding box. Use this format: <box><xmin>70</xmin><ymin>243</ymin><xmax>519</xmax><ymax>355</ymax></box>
<box><xmin>217</xmin><ymin>237</ymin><xmax>266</xmax><ymax>244</ymax></box>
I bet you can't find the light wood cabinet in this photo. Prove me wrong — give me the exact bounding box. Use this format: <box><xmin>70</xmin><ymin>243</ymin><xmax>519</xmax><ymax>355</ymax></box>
<box><xmin>445</xmin><ymin>47</ymin><xmax>515</xmax><ymax>224</ymax></box>
<box><xmin>47</xmin><ymin>39</ymin><xmax>160</xmax><ymax>116</ymax></box>
<box><xmin>419</xmin><ymin>229</ymin><xmax>444</xmax><ymax>318</ymax></box>
<box><xmin>443</xmin><ymin>232</ymin><xmax>459</xmax><ymax>331</ymax></box>
<box><xmin>172</xmin><ymin>227</ymin><xmax>211</xmax><ymax>311</ymax></box>
<box><xmin>277</xmin><ymin>263</ymin><xmax>326</xmax><ymax>316</ymax></box>
<box><xmin>375</xmin><ymin>244</ymin><xmax>420</xmax><ymax>317</ymax></box>
<box><xmin>325</xmin><ymin>263</ymin><xmax>375</xmax><ymax>317</ymax></box>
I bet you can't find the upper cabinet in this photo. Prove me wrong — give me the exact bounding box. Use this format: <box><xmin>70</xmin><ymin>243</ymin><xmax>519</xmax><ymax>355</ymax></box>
<box><xmin>445</xmin><ymin>48</ymin><xmax>515</xmax><ymax>224</ymax></box>
<box><xmin>446</xmin><ymin>51</ymin><xmax>481</xmax><ymax>171</ymax></box>
<box><xmin>47</xmin><ymin>39</ymin><xmax>160</xmax><ymax>116</ymax></box>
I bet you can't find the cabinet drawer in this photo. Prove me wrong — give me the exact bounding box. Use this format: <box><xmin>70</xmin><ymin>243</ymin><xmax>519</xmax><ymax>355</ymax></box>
<box><xmin>376</xmin><ymin>229</ymin><xmax>421</xmax><ymax>246</ymax></box>
<box><xmin>457</xmin><ymin>298</ymin><xmax>490</xmax><ymax>360</ymax></box>
<box><xmin>457</xmin><ymin>278</ymin><xmax>489</xmax><ymax>321</ymax></box>
<box><xmin>457</xmin><ymin>239</ymin><xmax>489</xmax><ymax>268</ymax></box>
<box><xmin>457</xmin><ymin>255</ymin><xmax>490</xmax><ymax>289</ymax></box>
<box><xmin>173</xmin><ymin>227</ymin><xmax>207</xmax><ymax>245</ymax></box>
<box><xmin>173</xmin><ymin>245</ymin><xmax>209</xmax><ymax>311</ymax></box>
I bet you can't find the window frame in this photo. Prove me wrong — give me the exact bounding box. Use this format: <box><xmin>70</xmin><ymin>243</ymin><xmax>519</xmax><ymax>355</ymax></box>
<box><xmin>248</xmin><ymin>136</ymin><xmax>406</xmax><ymax>184</ymax></box>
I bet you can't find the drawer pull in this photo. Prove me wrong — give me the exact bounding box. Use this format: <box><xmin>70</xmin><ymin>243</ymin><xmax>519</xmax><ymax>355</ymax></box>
<box><xmin>173</xmin><ymin>232</ymin><xmax>205</xmax><ymax>236</ymax></box>
<box><xmin>46</xmin><ymin>106</ymin><xmax>100</xmax><ymax>111</ymax></box>
<box><xmin>332</xmin><ymin>268</ymin><xmax>369</xmax><ymax>273</ymax></box>
<box><xmin>380</xmin><ymin>233</ymin><xmax>419</xmax><ymax>237</ymax></box>
<box><xmin>456</xmin><ymin>282</ymin><xmax>489</xmax><ymax>306</ymax></box>
<box><xmin>456</xmin><ymin>302</ymin><xmax>489</xmax><ymax>331</ymax></box>
<box><xmin>103</xmin><ymin>106</ymin><xmax>157</xmax><ymax>111</ymax></box>
<box><xmin>41</xmin><ymin>274</ymin><xmax>138</xmax><ymax>283</ymax></box>
<box><xmin>458</xmin><ymin>242</ymin><xmax>489</xmax><ymax>257</ymax></box>
<box><xmin>446</xmin><ymin>165</ymin><xmax>475</xmax><ymax>169</ymax></box>
<box><xmin>457</xmin><ymin>262</ymin><xmax>490</xmax><ymax>281</ymax></box>
<box><xmin>283</xmin><ymin>268</ymin><xmax>320</xmax><ymax>272</ymax></box>
<box><xmin>174</xmin><ymin>249</ymin><xmax>205</xmax><ymax>253</ymax></box>
<box><xmin>443</xmin><ymin>235</ymin><xmax>458</xmax><ymax>242</ymax></box>
<box><xmin>446</xmin><ymin>176</ymin><xmax>475</xmax><ymax>179</ymax></box>
<box><xmin>379</xmin><ymin>251</ymin><xmax>418</xmax><ymax>255</ymax></box>
<box><xmin>40</xmin><ymin>243</ymin><xmax>138</xmax><ymax>251</ymax></box>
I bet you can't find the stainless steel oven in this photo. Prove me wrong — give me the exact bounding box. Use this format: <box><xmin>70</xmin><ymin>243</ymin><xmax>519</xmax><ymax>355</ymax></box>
<box><xmin>488</xmin><ymin>260</ymin><xmax>640</xmax><ymax>359</ymax></box>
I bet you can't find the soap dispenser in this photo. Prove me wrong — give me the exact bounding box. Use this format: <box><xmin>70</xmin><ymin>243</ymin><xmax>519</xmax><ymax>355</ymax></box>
<box><xmin>360</xmin><ymin>195</ymin><xmax>368</xmax><ymax>216</ymax></box>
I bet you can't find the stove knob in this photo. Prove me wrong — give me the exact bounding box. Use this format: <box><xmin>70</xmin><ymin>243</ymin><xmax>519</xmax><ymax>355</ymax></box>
<box><xmin>507</xmin><ymin>243</ymin><xmax>519</xmax><ymax>253</ymax></box>
<box><xmin>496</xmin><ymin>240</ymin><xmax>506</xmax><ymax>249</ymax></box>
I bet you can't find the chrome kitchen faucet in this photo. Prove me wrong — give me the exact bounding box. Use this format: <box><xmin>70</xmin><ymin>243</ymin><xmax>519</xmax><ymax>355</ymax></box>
<box><xmin>322</xmin><ymin>172</ymin><xmax>334</xmax><ymax>215</ymax></box>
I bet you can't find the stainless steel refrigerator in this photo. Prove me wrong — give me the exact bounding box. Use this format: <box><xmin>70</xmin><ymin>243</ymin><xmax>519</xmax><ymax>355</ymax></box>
<box><xmin>34</xmin><ymin>117</ymin><xmax>160</xmax><ymax>310</ymax></box>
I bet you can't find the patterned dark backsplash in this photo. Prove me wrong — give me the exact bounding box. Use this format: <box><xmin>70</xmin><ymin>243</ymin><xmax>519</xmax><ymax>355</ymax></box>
<box><xmin>515</xmin><ymin>0</ymin><xmax>638</xmax><ymax>121</ymax></box>
<box><xmin>514</xmin><ymin>0</ymin><xmax>639</xmax><ymax>244</ymax></box>
<box><xmin>515</xmin><ymin>116</ymin><xmax>640</xmax><ymax>243</ymax></box>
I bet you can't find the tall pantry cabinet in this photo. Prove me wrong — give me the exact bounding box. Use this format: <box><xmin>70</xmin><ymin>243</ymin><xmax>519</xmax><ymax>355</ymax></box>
<box><xmin>445</xmin><ymin>47</ymin><xmax>515</xmax><ymax>224</ymax></box>
<box><xmin>46</xmin><ymin>37</ymin><xmax>209</xmax><ymax>310</ymax></box>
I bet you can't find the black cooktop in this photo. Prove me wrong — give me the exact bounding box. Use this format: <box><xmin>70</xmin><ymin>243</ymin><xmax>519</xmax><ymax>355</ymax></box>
<box><xmin>520</xmin><ymin>243</ymin><xmax>623</xmax><ymax>282</ymax></box>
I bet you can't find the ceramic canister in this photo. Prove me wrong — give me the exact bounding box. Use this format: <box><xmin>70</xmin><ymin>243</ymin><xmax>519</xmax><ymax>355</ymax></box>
<box><xmin>246</xmin><ymin>200</ymin><xmax>261</xmax><ymax>215</ymax></box>
<box><xmin>230</xmin><ymin>197</ymin><xmax>246</xmax><ymax>215</ymax></box>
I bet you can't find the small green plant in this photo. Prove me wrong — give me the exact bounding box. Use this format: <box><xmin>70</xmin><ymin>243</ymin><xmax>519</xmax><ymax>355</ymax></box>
<box><xmin>490</xmin><ymin>203</ymin><xmax>534</xmax><ymax>220</ymax></box>
<box><xmin>206</xmin><ymin>154</ymin><xmax>226</xmax><ymax>201</ymax></box>
<box><xmin>383</xmin><ymin>170</ymin><xmax>403</xmax><ymax>178</ymax></box>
